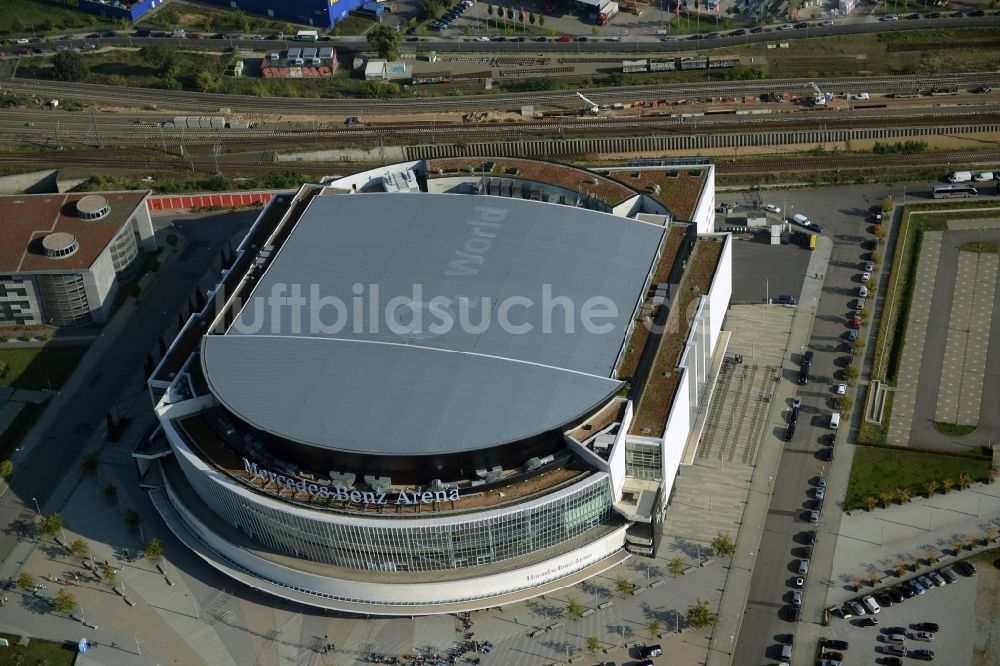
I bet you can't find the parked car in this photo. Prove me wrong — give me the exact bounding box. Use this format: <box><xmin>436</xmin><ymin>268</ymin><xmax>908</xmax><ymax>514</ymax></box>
<box><xmin>791</xmin><ymin>590</ymin><xmax>803</xmax><ymax>606</ymax></box>
<box><xmin>822</xmin><ymin>639</ymin><xmax>849</xmax><ymax>651</ymax></box>
<box><xmin>792</xmin><ymin>396</ymin><xmax>802</xmax><ymax>409</ymax></box>
<box><xmin>784</xmin><ymin>424</ymin><xmax>796</xmax><ymax>441</ymax></box>
<box><xmin>888</xmin><ymin>588</ymin><xmax>907</xmax><ymax>603</ymax></box>
<box><xmin>836</xmin><ymin>383</ymin><xmax>847</xmax><ymax>395</ymax></box>
<box><xmin>798</xmin><ymin>559</ymin><xmax>810</xmax><ymax>575</ymax></box>
<box><xmin>883</xmin><ymin>658</ymin><xmax>903</xmax><ymax>666</ymax></box>
<box><xmin>815</xmin><ymin>487</ymin><xmax>825</xmax><ymax>501</ymax></box>
<box><xmin>805</xmin><ymin>529</ymin><xmax>816</xmax><ymax>544</ymax></box>
<box><xmin>808</xmin><ymin>510</ymin><xmax>819</xmax><ymax>524</ymax></box>
<box><xmin>900</xmin><ymin>584</ymin><xmax>917</xmax><ymax>598</ymax></box>
<box><xmin>862</xmin><ymin>595</ymin><xmax>881</xmax><ymax>614</ymax></box>
<box><xmin>911</xmin><ymin>631</ymin><xmax>934</xmax><ymax>642</ymax></box>
<box><xmin>954</xmin><ymin>560</ymin><xmax>977</xmax><ymax>576</ymax></box>
<box><xmin>929</xmin><ymin>572</ymin><xmax>946</xmax><ymax>587</ymax></box>
<box><xmin>913</xmin><ymin>622</ymin><xmax>940</xmax><ymax>632</ymax></box>
<box><xmin>639</xmin><ymin>645</ymin><xmax>662</xmax><ymax>658</ymax></box>
<box><xmin>886</xmin><ymin>644</ymin><xmax>907</xmax><ymax>657</ymax></box>
<box><xmin>917</xmin><ymin>575</ymin><xmax>935</xmax><ymax>590</ymax></box>
<box><xmin>910</xmin><ymin>649</ymin><xmax>935</xmax><ymax>661</ymax></box>
<box><xmin>940</xmin><ymin>568</ymin><xmax>958</xmax><ymax>584</ymax></box>
<box><xmin>794</xmin><ymin>576</ymin><xmax>805</xmax><ymax>587</ymax></box>
<box><xmin>909</xmin><ymin>579</ymin><xmax>926</xmax><ymax>595</ymax></box>
<box><xmin>875</xmin><ymin>592</ymin><xmax>894</xmax><ymax>607</ymax></box>
<box><xmin>858</xmin><ymin>617</ymin><xmax>879</xmax><ymax>627</ymax></box>
<box><xmin>821</xmin><ymin>652</ymin><xmax>844</xmax><ymax>661</ymax></box>
<box><xmin>789</xmin><ymin>408</ymin><xmax>799</xmax><ymax>425</ymax></box>
<box><xmin>848</xmin><ymin>600</ymin><xmax>866</xmax><ymax>616</ymax></box>
<box><xmin>764</xmin><ymin>204</ymin><xmax>781</xmax><ymax>213</ymax></box>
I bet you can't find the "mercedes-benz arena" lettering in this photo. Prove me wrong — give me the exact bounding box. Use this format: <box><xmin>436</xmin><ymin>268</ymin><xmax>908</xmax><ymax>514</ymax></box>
<box><xmin>243</xmin><ymin>459</ymin><xmax>460</xmax><ymax>506</ymax></box>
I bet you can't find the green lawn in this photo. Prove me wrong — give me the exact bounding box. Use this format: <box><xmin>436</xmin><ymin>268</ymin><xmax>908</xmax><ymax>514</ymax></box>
<box><xmin>0</xmin><ymin>400</ymin><xmax>46</xmax><ymax>460</ymax></box>
<box><xmin>0</xmin><ymin>633</ymin><xmax>77</xmax><ymax>665</ymax></box>
<box><xmin>0</xmin><ymin>0</ymin><xmax>116</xmax><ymax>36</ymax></box>
<box><xmin>845</xmin><ymin>444</ymin><xmax>992</xmax><ymax>511</ymax></box>
<box><xmin>934</xmin><ymin>421</ymin><xmax>977</xmax><ymax>436</ymax></box>
<box><xmin>0</xmin><ymin>346</ymin><xmax>87</xmax><ymax>390</ymax></box>
<box><xmin>859</xmin><ymin>390</ymin><xmax>894</xmax><ymax>445</ymax></box>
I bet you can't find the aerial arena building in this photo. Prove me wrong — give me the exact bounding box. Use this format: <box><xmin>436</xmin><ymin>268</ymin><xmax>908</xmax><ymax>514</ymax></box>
<box><xmin>138</xmin><ymin>158</ymin><xmax>732</xmax><ymax>614</ymax></box>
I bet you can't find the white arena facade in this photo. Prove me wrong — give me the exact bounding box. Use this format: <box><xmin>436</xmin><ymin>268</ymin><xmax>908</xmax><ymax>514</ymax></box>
<box><xmin>138</xmin><ymin>158</ymin><xmax>732</xmax><ymax>615</ymax></box>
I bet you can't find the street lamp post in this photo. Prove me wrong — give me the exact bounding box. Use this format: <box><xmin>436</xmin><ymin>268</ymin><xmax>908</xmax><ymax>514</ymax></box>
<box><xmin>31</xmin><ymin>497</ymin><xmax>41</xmax><ymax>515</ymax></box>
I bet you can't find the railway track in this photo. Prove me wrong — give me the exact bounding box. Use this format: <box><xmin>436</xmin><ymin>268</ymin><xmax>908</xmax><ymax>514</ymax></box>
<box><xmin>3</xmin><ymin>107</ymin><xmax>999</xmax><ymax>150</ymax></box>
<box><xmin>6</xmin><ymin>146</ymin><xmax>996</xmax><ymax>178</ymax></box>
<box><xmin>3</xmin><ymin>72</ymin><xmax>999</xmax><ymax>115</ymax></box>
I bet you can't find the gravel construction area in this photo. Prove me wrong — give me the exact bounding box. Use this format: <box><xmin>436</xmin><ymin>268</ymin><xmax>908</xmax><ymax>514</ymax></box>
<box><xmin>973</xmin><ymin>549</ymin><xmax>1000</xmax><ymax>665</ymax></box>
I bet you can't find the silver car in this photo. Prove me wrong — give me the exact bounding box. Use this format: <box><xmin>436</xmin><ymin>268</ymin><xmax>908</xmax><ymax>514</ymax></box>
<box><xmin>911</xmin><ymin>631</ymin><xmax>934</xmax><ymax>642</ymax></box>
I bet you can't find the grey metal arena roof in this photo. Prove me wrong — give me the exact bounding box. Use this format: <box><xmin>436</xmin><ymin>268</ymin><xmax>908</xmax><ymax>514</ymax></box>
<box><xmin>202</xmin><ymin>193</ymin><xmax>664</xmax><ymax>456</ymax></box>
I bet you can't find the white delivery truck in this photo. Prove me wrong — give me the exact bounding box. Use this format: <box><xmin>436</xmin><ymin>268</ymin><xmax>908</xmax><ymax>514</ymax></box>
<box><xmin>973</xmin><ymin>172</ymin><xmax>994</xmax><ymax>182</ymax></box>
<box><xmin>948</xmin><ymin>171</ymin><xmax>973</xmax><ymax>183</ymax></box>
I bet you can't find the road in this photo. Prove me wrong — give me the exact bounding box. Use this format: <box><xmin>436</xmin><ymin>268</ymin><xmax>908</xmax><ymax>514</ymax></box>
<box><xmin>34</xmin><ymin>14</ymin><xmax>999</xmax><ymax>54</ymax></box>
<box><xmin>730</xmin><ymin>184</ymin><xmax>902</xmax><ymax>666</ymax></box>
<box><xmin>0</xmin><ymin>212</ymin><xmax>253</xmax><ymax>569</ymax></box>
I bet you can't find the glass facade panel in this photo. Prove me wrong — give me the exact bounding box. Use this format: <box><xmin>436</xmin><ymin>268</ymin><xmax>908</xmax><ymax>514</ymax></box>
<box><xmin>36</xmin><ymin>273</ymin><xmax>91</xmax><ymax>325</ymax></box>
<box><xmin>625</xmin><ymin>440</ymin><xmax>662</xmax><ymax>480</ymax></box>
<box><xmin>109</xmin><ymin>226</ymin><xmax>140</xmax><ymax>278</ymax></box>
<box><xmin>175</xmin><ymin>445</ymin><xmax>613</xmax><ymax>574</ymax></box>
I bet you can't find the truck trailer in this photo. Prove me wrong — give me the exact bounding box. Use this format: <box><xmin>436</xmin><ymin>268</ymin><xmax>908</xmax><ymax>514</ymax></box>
<box><xmin>598</xmin><ymin>1</ymin><xmax>619</xmax><ymax>23</ymax></box>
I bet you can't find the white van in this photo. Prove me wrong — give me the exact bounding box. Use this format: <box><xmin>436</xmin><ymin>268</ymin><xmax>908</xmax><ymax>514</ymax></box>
<box><xmin>830</xmin><ymin>413</ymin><xmax>840</xmax><ymax>429</ymax></box>
<box><xmin>791</xmin><ymin>213</ymin><xmax>811</xmax><ymax>227</ymax></box>
<box><xmin>859</xmin><ymin>285</ymin><xmax>868</xmax><ymax>298</ymax></box>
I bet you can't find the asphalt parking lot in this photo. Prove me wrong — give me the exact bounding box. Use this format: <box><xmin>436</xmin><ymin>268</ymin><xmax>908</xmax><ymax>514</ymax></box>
<box><xmin>816</xmin><ymin>566</ymin><xmax>977</xmax><ymax>665</ymax></box>
<box><xmin>729</xmin><ymin>234</ymin><xmax>813</xmax><ymax>303</ymax></box>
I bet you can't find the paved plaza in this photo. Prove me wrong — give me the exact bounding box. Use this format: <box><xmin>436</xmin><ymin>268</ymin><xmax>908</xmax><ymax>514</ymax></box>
<box><xmin>934</xmin><ymin>250</ymin><xmax>997</xmax><ymax>426</ymax></box>
<box><xmin>888</xmin><ymin>216</ymin><xmax>1000</xmax><ymax>450</ymax></box>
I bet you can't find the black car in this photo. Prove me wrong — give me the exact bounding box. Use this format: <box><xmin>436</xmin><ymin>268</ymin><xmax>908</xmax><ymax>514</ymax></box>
<box><xmin>798</xmin><ymin>368</ymin><xmax>808</xmax><ymax>385</ymax></box>
<box><xmin>821</xmin><ymin>652</ymin><xmax>844</xmax><ymax>662</ymax></box>
<box><xmin>858</xmin><ymin>617</ymin><xmax>879</xmax><ymax>627</ymax></box>
<box><xmin>574</xmin><ymin>36</ymin><xmax>588</xmax><ymax>41</ymax></box>
<box><xmin>805</xmin><ymin>530</ymin><xmax>817</xmax><ymax>545</ymax></box>
<box><xmin>731</xmin><ymin>29</ymin><xmax>746</xmax><ymax>35</ymax></box>
<box><xmin>910</xmin><ymin>649</ymin><xmax>935</xmax><ymax>661</ymax></box>
<box><xmin>787</xmin><ymin>605</ymin><xmax>800</xmax><ymax>621</ymax></box>
<box><xmin>639</xmin><ymin>645</ymin><xmax>663</xmax><ymax>658</ymax></box>
<box><xmin>969</xmin><ymin>9</ymin><xmax>985</xmax><ymax>16</ymax></box>
<box><xmin>784</xmin><ymin>424</ymin><xmax>796</xmax><ymax>441</ymax></box>
<box><xmin>819</xmin><ymin>447</ymin><xmax>834</xmax><ymax>461</ymax></box>
<box><xmin>882</xmin><ymin>658</ymin><xmax>903</xmax><ymax>666</ymax></box>
<box><xmin>794</xmin><ymin>21</ymin><xmax>809</xmax><ymax>28</ymax></box>
<box><xmin>534</xmin><ymin>36</ymin><xmax>548</xmax><ymax>41</ymax></box>
<box><xmin>900</xmin><ymin>584</ymin><xmax>917</xmax><ymax>598</ymax></box>
<box><xmin>913</xmin><ymin>622</ymin><xmax>940</xmax><ymax>632</ymax></box>
<box><xmin>822</xmin><ymin>638</ymin><xmax>849</xmax><ymax>650</ymax></box>
<box><xmin>954</xmin><ymin>560</ymin><xmax>977</xmax><ymax>576</ymax></box>
<box><xmin>803</xmin><ymin>351</ymin><xmax>813</xmax><ymax>366</ymax></box>
<box><xmin>875</xmin><ymin>592</ymin><xmax>894</xmax><ymax>607</ymax></box>
<box><xmin>888</xmin><ymin>588</ymin><xmax>907</xmax><ymax>603</ymax></box>
<box><xmin>789</xmin><ymin>408</ymin><xmax>799</xmax><ymax>425</ymax></box>
<box><xmin>750</xmin><ymin>26</ymin><xmax>764</xmax><ymax>32</ymax></box>
<box><xmin>134</xmin><ymin>29</ymin><xmax>151</xmax><ymax>37</ymax></box>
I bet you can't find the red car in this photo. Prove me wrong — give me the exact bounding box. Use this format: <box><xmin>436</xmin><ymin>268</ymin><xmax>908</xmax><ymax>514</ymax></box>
<box><xmin>557</xmin><ymin>34</ymin><xmax>572</xmax><ymax>42</ymax></box>
<box><xmin>852</xmin><ymin>316</ymin><xmax>861</xmax><ymax>329</ymax></box>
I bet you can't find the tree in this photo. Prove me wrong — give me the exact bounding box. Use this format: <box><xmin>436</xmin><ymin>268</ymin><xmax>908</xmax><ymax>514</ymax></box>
<box><xmin>686</xmin><ymin>599</ymin><xmax>718</xmax><ymax>628</ymax></box>
<box><xmin>529</xmin><ymin>11</ymin><xmax>536</xmax><ymax>24</ymax></box>
<box><xmin>941</xmin><ymin>478</ymin><xmax>955</xmax><ymax>493</ymax></box>
<box><xmin>194</xmin><ymin>70</ymin><xmax>216</xmax><ymax>93</ymax></box>
<box><xmin>69</xmin><ymin>539</ymin><xmax>89</xmax><ymax>557</ymax></box>
<box><xmin>648</xmin><ymin>619</ymin><xmax>661</xmax><ymax>637</ymax></box>
<box><xmin>53</xmin><ymin>589</ymin><xmax>76</xmax><ymax>614</ymax></box>
<box><xmin>925</xmin><ymin>480</ymin><xmax>940</xmax><ymax>497</ymax></box>
<box><xmin>668</xmin><ymin>556</ymin><xmax>685</xmax><ymax>578</ymax></box>
<box><xmin>878</xmin><ymin>491</ymin><xmax>893</xmax><ymax>508</ymax></box>
<box><xmin>897</xmin><ymin>487</ymin><xmax>911</xmax><ymax>503</ymax></box>
<box><xmin>951</xmin><ymin>538</ymin><xmax>964</xmax><ymax>555</ymax></box>
<box><xmin>867</xmin><ymin>570</ymin><xmax>880</xmax><ymax>585</ymax></box>
<box><xmin>924</xmin><ymin>546</ymin><xmax>939</xmax><ymax>564</ymax></box>
<box><xmin>985</xmin><ymin>526</ymin><xmax>998</xmax><ymax>544</ymax></box>
<box><xmin>958</xmin><ymin>472</ymin><xmax>972</xmax><ymax>489</ymax></box>
<box><xmin>852</xmin><ymin>335</ymin><xmax>866</xmax><ymax>353</ymax></box>
<box><xmin>585</xmin><ymin>636</ymin><xmax>601</xmax><ymax>656</ymax></box>
<box><xmin>844</xmin><ymin>364</ymin><xmax>860</xmax><ymax>385</ymax></box>
<box><xmin>615</xmin><ymin>576</ymin><xmax>635</xmax><ymax>597</ymax></box>
<box><xmin>52</xmin><ymin>50</ymin><xmax>89</xmax><ymax>82</ymax></box>
<box><xmin>38</xmin><ymin>513</ymin><xmax>64</xmax><ymax>538</ymax></box>
<box><xmin>870</xmin><ymin>250</ymin><xmax>883</xmax><ymax>267</ymax></box>
<box><xmin>17</xmin><ymin>571</ymin><xmax>34</xmax><ymax>590</ymax></box>
<box><xmin>864</xmin><ymin>495</ymin><xmax>878</xmax><ymax>511</ymax></box>
<box><xmin>988</xmin><ymin>468</ymin><xmax>996</xmax><ymax>484</ymax></box>
<box><xmin>125</xmin><ymin>508</ymin><xmax>143</xmax><ymax>531</ymax></box>
<box><xmin>851</xmin><ymin>575</ymin><xmax>863</xmax><ymax>591</ymax></box>
<box><xmin>712</xmin><ymin>532</ymin><xmax>736</xmax><ymax>557</ymax></box>
<box><xmin>101</xmin><ymin>562</ymin><xmax>117</xmax><ymax>583</ymax></box>
<box><xmin>882</xmin><ymin>197</ymin><xmax>895</xmax><ymax>213</ymax></box>
<box><xmin>909</xmin><ymin>554</ymin><xmax>920</xmax><ymax>571</ymax></box>
<box><xmin>565</xmin><ymin>595</ymin><xmax>583</xmax><ymax>619</ymax></box>
<box><xmin>103</xmin><ymin>484</ymin><xmax>118</xmax><ymax>504</ymax></box>
<box><xmin>894</xmin><ymin>559</ymin><xmax>906</xmax><ymax>576</ymax></box>
<box><xmin>538</xmin><ymin>13</ymin><xmax>545</xmax><ymax>27</ymax></box>
<box><xmin>837</xmin><ymin>396</ymin><xmax>853</xmax><ymax>414</ymax></box>
<box><xmin>0</xmin><ymin>459</ymin><xmax>12</xmax><ymax>478</ymax></box>
<box><xmin>139</xmin><ymin>44</ymin><xmax>177</xmax><ymax>72</ymax></box>
<box><xmin>81</xmin><ymin>452</ymin><xmax>100</xmax><ymax>476</ymax></box>
<box><xmin>860</xmin><ymin>307</ymin><xmax>871</xmax><ymax>323</ymax></box>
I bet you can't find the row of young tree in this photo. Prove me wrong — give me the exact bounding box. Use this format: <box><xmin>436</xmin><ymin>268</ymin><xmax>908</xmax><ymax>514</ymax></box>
<box><xmin>861</xmin><ymin>472</ymin><xmax>983</xmax><ymax>511</ymax></box>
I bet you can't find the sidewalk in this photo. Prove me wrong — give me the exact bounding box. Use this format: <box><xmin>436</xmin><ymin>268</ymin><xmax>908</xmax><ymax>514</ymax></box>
<box><xmin>706</xmin><ymin>235</ymin><xmax>833</xmax><ymax>666</ymax></box>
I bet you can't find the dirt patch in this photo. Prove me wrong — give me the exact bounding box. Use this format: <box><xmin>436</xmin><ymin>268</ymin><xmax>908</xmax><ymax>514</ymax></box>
<box><xmin>972</xmin><ymin>549</ymin><xmax>1000</xmax><ymax>665</ymax></box>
